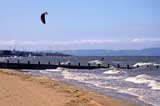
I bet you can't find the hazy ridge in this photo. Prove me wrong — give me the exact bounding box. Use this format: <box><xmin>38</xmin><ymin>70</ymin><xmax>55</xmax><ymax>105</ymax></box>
<box><xmin>61</xmin><ymin>48</ymin><xmax>160</xmax><ymax>56</ymax></box>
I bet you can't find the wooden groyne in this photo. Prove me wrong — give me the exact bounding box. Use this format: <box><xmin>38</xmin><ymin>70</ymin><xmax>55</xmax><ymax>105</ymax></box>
<box><xmin>0</xmin><ymin>61</ymin><xmax>107</xmax><ymax>70</ymax></box>
<box><xmin>0</xmin><ymin>60</ymin><xmax>159</xmax><ymax>70</ymax></box>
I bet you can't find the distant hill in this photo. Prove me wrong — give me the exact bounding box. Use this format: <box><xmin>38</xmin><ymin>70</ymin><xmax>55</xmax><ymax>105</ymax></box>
<box><xmin>61</xmin><ymin>48</ymin><xmax>160</xmax><ymax>56</ymax></box>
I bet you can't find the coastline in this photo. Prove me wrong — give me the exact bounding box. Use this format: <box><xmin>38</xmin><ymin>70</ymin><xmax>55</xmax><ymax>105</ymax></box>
<box><xmin>0</xmin><ymin>69</ymin><xmax>141</xmax><ymax>106</ymax></box>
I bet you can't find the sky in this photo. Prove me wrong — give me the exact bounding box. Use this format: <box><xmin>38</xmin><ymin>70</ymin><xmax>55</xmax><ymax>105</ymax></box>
<box><xmin>0</xmin><ymin>0</ymin><xmax>160</xmax><ymax>51</ymax></box>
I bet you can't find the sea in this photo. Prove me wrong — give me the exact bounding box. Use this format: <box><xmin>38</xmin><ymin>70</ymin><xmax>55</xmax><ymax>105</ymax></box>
<box><xmin>0</xmin><ymin>56</ymin><xmax>160</xmax><ymax>106</ymax></box>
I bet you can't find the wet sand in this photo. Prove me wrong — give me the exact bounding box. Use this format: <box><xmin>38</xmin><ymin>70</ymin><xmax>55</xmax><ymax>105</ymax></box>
<box><xmin>0</xmin><ymin>69</ymin><xmax>141</xmax><ymax>106</ymax></box>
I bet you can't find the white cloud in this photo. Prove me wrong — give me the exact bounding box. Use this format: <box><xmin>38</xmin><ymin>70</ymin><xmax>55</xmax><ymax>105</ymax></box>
<box><xmin>0</xmin><ymin>39</ymin><xmax>159</xmax><ymax>50</ymax></box>
<box><xmin>52</xmin><ymin>40</ymin><xmax>116</xmax><ymax>45</ymax></box>
<box><xmin>0</xmin><ymin>40</ymin><xmax>16</xmax><ymax>45</ymax></box>
<box><xmin>1</xmin><ymin>38</ymin><xmax>159</xmax><ymax>46</ymax></box>
<box><xmin>131</xmin><ymin>38</ymin><xmax>160</xmax><ymax>43</ymax></box>
<box><xmin>0</xmin><ymin>39</ymin><xmax>116</xmax><ymax>46</ymax></box>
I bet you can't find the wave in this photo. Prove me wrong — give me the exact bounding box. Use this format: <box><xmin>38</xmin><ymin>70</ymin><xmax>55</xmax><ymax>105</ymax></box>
<box><xmin>61</xmin><ymin>61</ymin><xmax>71</xmax><ymax>65</ymax></box>
<box><xmin>61</xmin><ymin>69</ymin><xmax>124</xmax><ymax>88</ymax></box>
<box><xmin>103</xmin><ymin>69</ymin><xmax>121</xmax><ymax>75</ymax></box>
<box><xmin>133</xmin><ymin>62</ymin><xmax>158</xmax><ymax>67</ymax></box>
<box><xmin>125</xmin><ymin>74</ymin><xmax>160</xmax><ymax>90</ymax></box>
<box><xmin>154</xmin><ymin>63</ymin><xmax>160</xmax><ymax>66</ymax></box>
<box><xmin>39</xmin><ymin>67</ymin><xmax>66</xmax><ymax>74</ymax></box>
<box><xmin>62</xmin><ymin>70</ymin><xmax>100</xmax><ymax>81</ymax></box>
<box><xmin>88</xmin><ymin>60</ymin><xmax>102</xmax><ymax>65</ymax></box>
<box><xmin>45</xmin><ymin>67</ymin><xmax>64</xmax><ymax>72</ymax></box>
<box><xmin>118</xmin><ymin>88</ymin><xmax>160</xmax><ymax>106</ymax></box>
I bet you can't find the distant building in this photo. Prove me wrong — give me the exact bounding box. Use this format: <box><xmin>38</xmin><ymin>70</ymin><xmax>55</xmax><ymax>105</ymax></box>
<box><xmin>0</xmin><ymin>50</ymin><xmax>12</xmax><ymax>56</ymax></box>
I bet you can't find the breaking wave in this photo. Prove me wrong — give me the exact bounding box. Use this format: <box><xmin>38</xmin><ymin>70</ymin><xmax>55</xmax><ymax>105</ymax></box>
<box><xmin>103</xmin><ymin>69</ymin><xmax>121</xmax><ymax>75</ymax></box>
<box><xmin>118</xmin><ymin>88</ymin><xmax>160</xmax><ymax>106</ymax></box>
<box><xmin>133</xmin><ymin>62</ymin><xmax>158</xmax><ymax>67</ymax></box>
<box><xmin>61</xmin><ymin>70</ymin><xmax>100</xmax><ymax>81</ymax></box>
<box><xmin>45</xmin><ymin>67</ymin><xmax>64</xmax><ymax>72</ymax></box>
<box><xmin>125</xmin><ymin>74</ymin><xmax>160</xmax><ymax>90</ymax></box>
<box><xmin>61</xmin><ymin>61</ymin><xmax>71</xmax><ymax>65</ymax></box>
<box><xmin>88</xmin><ymin>60</ymin><xmax>102</xmax><ymax>65</ymax></box>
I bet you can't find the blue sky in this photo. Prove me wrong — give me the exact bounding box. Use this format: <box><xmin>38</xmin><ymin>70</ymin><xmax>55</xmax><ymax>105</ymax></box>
<box><xmin>0</xmin><ymin>0</ymin><xmax>160</xmax><ymax>51</ymax></box>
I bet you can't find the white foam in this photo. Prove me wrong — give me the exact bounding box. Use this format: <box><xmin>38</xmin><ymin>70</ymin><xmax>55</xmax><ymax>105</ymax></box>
<box><xmin>125</xmin><ymin>74</ymin><xmax>160</xmax><ymax>90</ymax></box>
<box><xmin>62</xmin><ymin>70</ymin><xmax>85</xmax><ymax>81</ymax></box>
<box><xmin>133</xmin><ymin>62</ymin><xmax>155</xmax><ymax>67</ymax></box>
<box><xmin>46</xmin><ymin>68</ymin><xmax>62</xmax><ymax>72</ymax></box>
<box><xmin>62</xmin><ymin>71</ymin><xmax>99</xmax><ymax>86</ymax></box>
<box><xmin>118</xmin><ymin>88</ymin><xmax>160</xmax><ymax>106</ymax></box>
<box><xmin>62</xmin><ymin>70</ymin><xmax>100</xmax><ymax>81</ymax></box>
<box><xmin>103</xmin><ymin>69</ymin><xmax>121</xmax><ymax>75</ymax></box>
<box><xmin>61</xmin><ymin>61</ymin><xmax>70</xmax><ymax>65</ymax></box>
<box><xmin>40</xmin><ymin>67</ymin><xmax>65</xmax><ymax>74</ymax></box>
<box><xmin>39</xmin><ymin>70</ymin><xmax>50</xmax><ymax>74</ymax></box>
<box><xmin>154</xmin><ymin>63</ymin><xmax>160</xmax><ymax>66</ymax></box>
<box><xmin>83</xmin><ymin>82</ymin><xmax>160</xmax><ymax>106</ymax></box>
<box><xmin>61</xmin><ymin>69</ymin><xmax>117</xmax><ymax>87</ymax></box>
<box><xmin>61</xmin><ymin>70</ymin><xmax>125</xmax><ymax>90</ymax></box>
<box><xmin>88</xmin><ymin>60</ymin><xmax>102</xmax><ymax>65</ymax></box>
<box><xmin>148</xmin><ymin>81</ymin><xmax>160</xmax><ymax>90</ymax></box>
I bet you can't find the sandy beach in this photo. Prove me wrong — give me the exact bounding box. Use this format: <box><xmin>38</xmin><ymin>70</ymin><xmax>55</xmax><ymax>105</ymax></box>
<box><xmin>0</xmin><ymin>69</ymin><xmax>141</xmax><ymax>106</ymax></box>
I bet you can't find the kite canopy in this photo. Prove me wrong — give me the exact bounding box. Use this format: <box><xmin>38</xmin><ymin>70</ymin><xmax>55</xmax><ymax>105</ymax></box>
<box><xmin>41</xmin><ymin>12</ymin><xmax>48</xmax><ymax>24</ymax></box>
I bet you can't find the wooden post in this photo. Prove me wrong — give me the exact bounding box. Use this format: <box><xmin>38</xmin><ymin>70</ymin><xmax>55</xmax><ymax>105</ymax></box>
<box><xmin>136</xmin><ymin>65</ymin><xmax>139</xmax><ymax>68</ymax></box>
<box><xmin>58</xmin><ymin>62</ymin><xmax>61</xmax><ymax>66</ymax></box>
<box><xmin>107</xmin><ymin>64</ymin><xmax>110</xmax><ymax>68</ymax></box>
<box><xmin>38</xmin><ymin>61</ymin><xmax>40</xmax><ymax>65</ymax></box>
<box><xmin>156</xmin><ymin>65</ymin><xmax>159</xmax><ymax>69</ymax></box>
<box><xmin>6</xmin><ymin>60</ymin><xmax>9</xmax><ymax>68</ymax></box>
<box><xmin>88</xmin><ymin>63</ymin><xmax>91</xmax><ymax>68</ymax></box>
<box><xmin>28</xmin><ymin>61</ymin><xmax>30</xmax><ymax>64</ymax></box>
<box><xmin>17</xmin><ymin>60</ymin><xmax>19</xmax><ymax>64</ymax></box>
<box><xmin>127</xmin><ymin>64</ymin><xmax>130</xmax><ymax>69</ymax></box>
<box><xmin>78</xmin><ymin>63</ymin><xmax>80</xmax><ymax>66</ymax></box>
<box><xmin>7</xmin><ymin>60</ymin><xmax>9</xmax><ymax>64</ymax></box>
<box><xmin>98</xmin><ymin>63</ymin><xmax>101</xmax><ymax>67</ymax></box>
<box><xmin>68</xmin><ymin>62</ymin><xmax>71</xmax><ymax>66</ymax></box>
<box><xmin>117</xmin><ymin>64</ymin><xmax>120</xmax><ymax>68</ymax></box>
<box><xmin>48</xmin><ymin>61</ymin><xmax>50</xmax><ymax>65</ymax></box>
